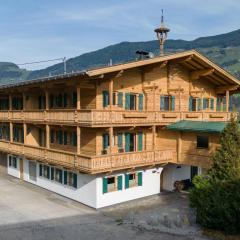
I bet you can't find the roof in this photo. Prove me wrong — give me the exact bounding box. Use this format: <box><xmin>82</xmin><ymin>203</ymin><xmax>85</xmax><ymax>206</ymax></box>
<box><xmin>0</xmin><ymin>49</ymin><xmax>239</xmax><ymax>91</ymax></box>
<box><xmin>167</xmin><ymin>120</ymin><xmax>227</xmax><ymax>133</ymax></box>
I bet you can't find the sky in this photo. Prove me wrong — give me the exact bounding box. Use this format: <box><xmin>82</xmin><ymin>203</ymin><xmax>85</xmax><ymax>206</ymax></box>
<box><xmin>0</xmin><ymin>0</ymin><xmax>240</xmax><ymax>70</ymax></box>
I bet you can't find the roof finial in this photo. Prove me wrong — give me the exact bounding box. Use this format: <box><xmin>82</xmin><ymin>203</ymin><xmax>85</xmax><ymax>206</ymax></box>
<box><xmin>154</xmin><ymin>9</ymin><xmax>170</xmax><ymax>56</ymax></box>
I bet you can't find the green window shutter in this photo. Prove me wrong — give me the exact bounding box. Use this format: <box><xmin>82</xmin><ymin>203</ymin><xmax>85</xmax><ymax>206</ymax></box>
<box><xmin>72</xmin><ymin>92</ymin><xmax>77</xmax><ymax>108</ymax></box>
<box><xmin>64</xmin><ymin>171</ymin><xmax>68</xmax><ymax>185</ymax></box>
<box><xmin>64</xmin><ymin>131</ymin><xmax>68</xmax><ymax>145</ymax></box>
<box><xmin>117</xmin><ymin>133</ymin><xmax>123</xmax><ymax>148</ymax></box>
<box><xmin>160</xmin><ymin>96</ymin><xmax>165</xmax><ymax>110</ymax></box>
<box><xmin>73</xmin><ymin>132</ymin><xmax>77</xmax><ymax>147</ymax></box>
<box><xmin>38</xmin><ymin>96</ymin><xmax>42</xmax><ymax>109</ymax></box>
<box><xmin>198</xmin><ymin>98</ymin><xmax>202</xmax><ymax>111</ymax></box>
<box><xmin>73</xmin><ymin>173</ymin><xmax>78</xmax><ymax>188</ymax></box>
<box><xmin>59</xmin><ymin>131</ymin><xmax>63</xmax><ymax>144</ymax></box>
<box><xmin>125</xmin><ymin>174</ymin><xmax>129</xmax><ymax>189</ymax></box>
<box><xmin>217</xmin><ymin>96</ymin><xmax>221</xmax><ymax>111</ymax></box>
<box><xmin>39</xmin><ymin>128</ymin><xmax>42</xmax><ymax>146</ymax></box>
<box><xmin>125</xmin><ymin>133</ymin><xmax>130</xmax><ymax>152</ymax></box>
<box><xmin>102</xmin><ymin>91</ymin><xmax>109</xmax><ymax>107</ymax></box>
<box><xmin>203</xmin><ymin>98</ymin><xmax>207</xmax><ymax>110</ymax></box>
<box><xmin>210</xmin><ymin>98</ymin><xmax>214</xmax><ymax>110</ymax></box>
<box><xmin>125</xmin><ymin>93</ymin><xmax>130</xmax><ymax>110</ymax></box>
<box><xmin>189</xmin><ymin>96</ymin><xmax>193</xmax><ymax>111</ymax></box>
<box><xmin>49</xmin><ymin>95</ymin><xmax>54</xmax><ymax>108</ymax></box>
<box><xmin>223</xmin><ymin>96</ymin><xmax>226</xmax><ymax>111</ymax></box>
<box><xmin>50</xmin><ymin>130</ymin><xmax>54</xmax><ymax>143</ymax></box>
<box><xmin>117</xmin><ymin>175</ymin><xmax>123</xmax><ymax>190</ymax></box>
<box><xmin>117</xmin><ymin>92</ymin><xmax>123</xmax><ymax>107</ymax></box>
<box><xmin>138</xmin><ymin>172</ymin><xmax>143</xmax><ymax>186</ymax></box>
<box><xmin>59</xmin><ymin>169</ymin><xmax>63</xmax><ymax>183</ymax></box>
<box><xmin>51</xmin><ymin>167</ymin><xmax>54</xmax><ymax>180</ymax></box>
<box><xmin>47</xmin><ymin>166</ymin><xmax>50</xmax><ymax>179</ymax></box>
<box><xmin>21</xmin><ymin>128</ymin><xmax>24</xmax><ymax>143</ymax></box>
<box><xmin>138</xmin><ymin>132</ymin><xmax>143</xmax><ymax>151</ymax></box>
<box><xmin>103</xmin><ymin>177</ymin><xmax>108</xmax><ymax>194</ymax></box>
<box><xmin>138</xmin><ymin>94</ymin><xmax>143</xmax><ymax>111</ymax></box>
<box><xmin>171</xmin><ymin>96</ymin><xmax>175</xmax><ymax>111</ymax></box>
<box><xmin>102</xmin><ymin>134</ymin><xmax>109</xmax><ymax>150</ymax></box>
<box><xmin>63</xmin><ymin>93</ymin><xmax>68</xmax><ymax>107</ymax></box>
<box><xmin>39</xmin><ymin>164</ymin><xmax>43</xmax><ymax>176</ymax></box>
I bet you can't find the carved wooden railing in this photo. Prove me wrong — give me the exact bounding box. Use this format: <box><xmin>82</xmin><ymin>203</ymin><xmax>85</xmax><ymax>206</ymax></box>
<box><xmin>0</xmin><ymin>109</ymin><xmax>235</xmax><ymax>126</ymax></box>
<box><xmin>0</xmin><ymin>140</ymin><xmax>176</xmax><ymax>173</ymax></box>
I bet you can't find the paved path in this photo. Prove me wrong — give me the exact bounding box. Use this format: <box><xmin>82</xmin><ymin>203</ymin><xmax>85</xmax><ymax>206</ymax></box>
<box><xmin>0</xmin><ymin>174</ymin><xmax>210</xmax><ymax>240</ymax></box>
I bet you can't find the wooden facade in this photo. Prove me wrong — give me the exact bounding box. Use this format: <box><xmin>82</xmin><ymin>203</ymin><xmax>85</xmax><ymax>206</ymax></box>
<box><xmin>0</xmin><ymin>50</ymin><xmax>239</xmax><ymax>173</ymax></box>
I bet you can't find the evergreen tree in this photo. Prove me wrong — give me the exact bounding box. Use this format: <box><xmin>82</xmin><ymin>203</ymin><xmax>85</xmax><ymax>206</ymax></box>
<box><xmin>209</xmin><ymin>116</ymin><xmax>240</xmax><ymax>181</ymax></box>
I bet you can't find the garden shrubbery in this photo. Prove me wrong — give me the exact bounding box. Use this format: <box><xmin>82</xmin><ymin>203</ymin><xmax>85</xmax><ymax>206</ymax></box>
<box><xmin>190</xmin><ymin>117</ymin><xmax>240</xmax><ymax>234</ymax></box>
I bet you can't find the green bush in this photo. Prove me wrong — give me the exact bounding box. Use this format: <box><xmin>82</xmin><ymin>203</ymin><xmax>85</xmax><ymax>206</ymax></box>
<box><xmin>190</xmin><ymin>176</ymin><xmax>240</xmax><ymax>234</ymax></box>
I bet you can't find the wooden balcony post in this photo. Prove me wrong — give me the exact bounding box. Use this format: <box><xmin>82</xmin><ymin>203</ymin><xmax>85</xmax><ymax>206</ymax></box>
<box><xmin>152</xmin><ymin>125</ymin><xmax>156</xmax><ymax>151</ymax></box>
<box><xmin>77</xmin><ymin>87</ymin><xmax>81</xmax><ymax>110</ymax></box>
<box><xmin>77</xmin><ymin>126</ymin><xmax>81</xmax><ymax>154</ymax></box>
<box><xmin>177</xmin><ymin>132</ymin><xmax>182</xmax><ymax>162</ymax></box>
<box><xmin>46</xmin><ymin>124</ymin><xmax>50</xmax><ymax>149</ymax></box>
<box><xmin>109</xmin><ymin>127</ymin><xmax>113</xmax><ymax>153</ymax></box>
<box><xmin>9</xmin><ymin>94</ymin><xmax>12</xmax><ymax>110</ymax></box>
<box><xmin>109</xmin><ymin>79</ymin><xmax>113</xmax><ymax>109</ymax></box>
<box><xmin>226</xmin><ymin>90</ymin><xmax>229</xmax><ymax>112</ymax></box>
<box><xmin>10</xmin><ymin>122</ymin><xmax>13</xmax><ymax>142</ymax></box>
<box><xmin>45</xmin><ymin>90</ymin><xmax>49</xmax><ymax>110</ymax></box>
<box><xmin>23</xmin><ymin>123</ymin><xmax>27</xmax><ymax>144</ymax></box>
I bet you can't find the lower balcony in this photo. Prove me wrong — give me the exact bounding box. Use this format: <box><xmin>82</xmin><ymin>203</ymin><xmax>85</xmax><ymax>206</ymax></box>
<box><xmin>0</xmin><ymin>140</ymin><xmax>176</xmax><ymax>173</ymax></box>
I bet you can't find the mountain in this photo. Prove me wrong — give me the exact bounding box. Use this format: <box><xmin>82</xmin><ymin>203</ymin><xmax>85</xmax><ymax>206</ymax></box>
<box><xmin>1</xmin><ymin>29</ymin><xmax>240</xmax><ymax>85</ymax></box>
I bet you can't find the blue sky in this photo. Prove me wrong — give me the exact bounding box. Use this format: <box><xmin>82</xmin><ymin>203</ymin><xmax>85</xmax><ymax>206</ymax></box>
<box><xmin>0</xmin><ymin>0</ymin><xmax>240</xmax><ymax>70</ymax></box>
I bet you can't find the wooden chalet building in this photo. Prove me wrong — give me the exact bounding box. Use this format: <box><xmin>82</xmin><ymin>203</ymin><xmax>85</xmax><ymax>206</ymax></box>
<box><xmin>0</xmin><ymin>50</ymin><xmax>239</xmax><ymax>208</ymax></box>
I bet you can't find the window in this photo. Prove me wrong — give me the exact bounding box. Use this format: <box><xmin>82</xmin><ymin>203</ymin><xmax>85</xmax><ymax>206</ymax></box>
<box><xmin>9</xmin><ymin>156</ymin><xmax>17</xmax><ymax>169</ymax></box>
<box><xmin>102</xmin><ymin>175</ymin><xmax>123</xmax><ymax>194</ymax></box>
<box><xmin>125</xmin><ymin>93</ymin><xmax>137</xmax><ymax>110</ymax></box>
<box><xmin>112</xmin><ymin>92</ymin><xmax>117</xmax><ymax>106</ymax></box>
<box><xmin>197</xmin><ymin>136</ymin><xmax>209</xmax><ymax>149</ymax></box>
<box><xmin>55</xmin><ymin>168</ymin><xmax>63</xmax><ymax>183</ymax></box>
<box><xmin>189</xmin><ymin>97</ymin><xmax>202</xmax><ymax>112</ymax></box>
<box><xmin>217</xmin><ymin>96</ymin><xmax>226</xmax><ymax>112</ymax></box>
<box><xmin>125</xmin><ymin>133</ymin><xmax>135</xmax><ymax>152</ymax></box>
<box><xmin>125</xmin><ymin>172</ymin><xmax>143</xmax><ymax>189</ymax></box>
<box><xmin>203</xmin><ymin>98</ymin><xmax>214</xmax><ymax>110</ymax></box>
<box><xmin>43</xmin><ymin>165</ymin><xmax>50</xmax><ymax>179</ymax></box>
<box><xmin>102</xmin><ymin>133</ymin><xmax>109</xmax><ymax>154</ymax></box>
<box><xmin>67</xmin><ymin>172</ymin><xmax>78</xmax><ymax>188</ymax></box>
<box><xmin>160</xmin><ymin>95</ymin><xmax>175</xmax><ymax>111</ymax></box>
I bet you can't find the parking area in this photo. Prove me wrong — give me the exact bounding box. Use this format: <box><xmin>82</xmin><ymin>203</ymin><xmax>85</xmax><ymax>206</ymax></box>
<box><xmin>0</xmin><ymin>174</ymin><xmax>211</xmax><ymax>240</ymax></box>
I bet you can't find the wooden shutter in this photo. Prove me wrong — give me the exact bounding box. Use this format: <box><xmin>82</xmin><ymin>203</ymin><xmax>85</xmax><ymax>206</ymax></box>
<box><xmin>198</xmin><ymin>98</ymin><xmax>202</xmax><ymax>111</ymax></box>
<box><xmin>210</xmin><ymin>98</ymin><xmax>214</xmax><ymax>110</ymax></box>
<box><xmin>50</xmin><ymin>130</ymin><xmax>54</xmax><ymax>143</ymax></box>
<box><xmin>125</xmin><ymin>93</ymin><xmax>130</xmax><ymax>110</ymax></box>
<box><xmin>64</xmin><ymin>131</ymin><xmax>68</xmax><ymax>145</ymax></box>
<box><xmin>189</xmin><ymin>96</ymin><xmax>193</xmax><ymax>111</ymax></box>
<box><xmin>125</xmin><ymin>133</ymin><xmax>130</xmax><ymax>152</ymax></box>
<box><xmin>51</xmin><ymin>167</ymin><xmax>54</xmax><ymax>180</ymax></box>
<box><xmin>138</xmin><ymin>132</ymin><xmax>143</xmax><ymax>151</ymax></box>
<box><xmin>58</xmin><ymin>130</ymin><xmax>63</xmax><ymax>144</ymax></box>
<box><xmin>102</xmin><ymin>133</ymin><xmax>109</xmax><ymax>150</ymax></box>
<box><xmin>117</xmin><ymin>176</ymin><xmax>123</xmax><ymax>190</ymax></box>
<box><xmin>125</xmin><ymin>174</ymin><xmax>129</xmax><ymax>189</ymax></box>
<box><xmin>160</xmin><ymin>96</ymin><xmax>165</xmax><ymax>110</ymax></box>
<box><xmin>39</xmin><ymin>164</ymin><xmax>43</xmax><ymax>176</ymax></box>
<box><xmin>47</xmin><ymin>166</ymin><xmax>50</xmax><ymax>179</ymax></box>
<box><xmin>138</xmin><ymin>172</ymin><xmax>143</xmax><ymax>186</ymax></box>
<box><xmin>117</xmin><ymin>92</ymin><xmax>123</xmax><ymax>107</ymax></box>
<box><xmin>103</xmin><ymin>177</ymin><xmax>108</xmax><ymax>194</ymax></box>
<box><xmin>59</xmin><ymin>169</ymin><xmax>63</xmax><ymax>183</ymax></box>
<box><xmin>73</xmin><ymin>173</ymin><xmax>78</xmax><ymax>188</ymax></box>
<box><xmin>39</xmin><ymin>128</ymin><xmax>42</xmax><ymax>146</ymax></box>
<box><xmin>64</xmin><ymin>171</ymin><xmax>68</xmax><ymax>185</ymax></box>
<box><xmin>138</xmin><ymin>94</ymin><xmax>143</xmax><ymax>111</ymax></box>
<box><xmin>117</xmin><ymin>133</ymin><xmax>123</xmax><ymax>148</ymax></box>
<box><xmin>171</xmin><ymin>96</ymin><xmax>175</xmax><ymax>111</ymax></box>
<box><xmin>102</xmin><ymin>91</ymin><xmax>109</xmax><ymax>107</ymax></box>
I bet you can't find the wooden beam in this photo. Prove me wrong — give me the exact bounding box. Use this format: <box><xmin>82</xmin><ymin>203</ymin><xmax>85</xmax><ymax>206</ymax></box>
<box><xmin>226</xmin><ymin>90</ymin><xmax>229</xmax><ymax>112</ymax></box>
<box><xmin>46</xmin><ymin>125</ymin><xmax>50</xmax><ymax>149</ymax></box>
<box><xmin>160</xmin><ymin>61</ymin><xmax>168</xmax><ymax>68</ymax></box>
<box><xmin>77</xmin><ymin>126</ymin><xmax>81</xmax><ymax>155</ymax></box>
<box><xmin>216</xmin><ymin>85</ymin><xmax>239</xmax><ymax>94</ymax></box>
<box><xmin>77</xmin><ymin>87</ymin><xmax>81</xmax><ymax>110</ymax></box>
<box><xmin>191</xmin><ymin>69</ymin><xmax>214</xmax><ymax>80</ymax></box>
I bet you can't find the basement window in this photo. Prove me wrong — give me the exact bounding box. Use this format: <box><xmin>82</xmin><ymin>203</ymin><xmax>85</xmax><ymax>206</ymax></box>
<box><xmin>197</xmin><ymin>136</ymin><xmax>209</xmax><ymax>149</ymax></box>
<box><xmin>8</xmin><ymin>156</ymin><xmax>17</xmax><ymax>169</ymax></box>
<box><xmin>107</xmin><ymin>176</ymin><xmax>116</xmax><ymax>192</ymax></box>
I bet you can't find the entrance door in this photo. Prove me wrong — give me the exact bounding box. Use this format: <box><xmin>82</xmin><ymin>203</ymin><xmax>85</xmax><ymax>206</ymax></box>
<box><xmin>29</xmin><ymin>161</ymin><xmax>37</xmax><ymax>181</ymax></box>
<box><xmin>190</xmin><ymin>166</ymin><xmax>198</xmax><ymax>181</ymax></box>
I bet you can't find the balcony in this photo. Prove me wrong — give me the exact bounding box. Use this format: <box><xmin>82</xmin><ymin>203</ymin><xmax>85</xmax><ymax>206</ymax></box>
<box><xmin>0</xmin><ymin>140</ymin><xmax>176</xmax><ymax>173</ymax></box>
<box><xmin>0</xmin><ymin>109</ymin><xmax>234</xmax><ymax>126</ymax></box>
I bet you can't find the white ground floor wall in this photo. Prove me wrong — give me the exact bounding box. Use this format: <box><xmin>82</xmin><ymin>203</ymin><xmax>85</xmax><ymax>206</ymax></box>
<box><xmin>6</xmin><ymin>154</ymin><xmax>203</xmax><ymax>208</ymax></box>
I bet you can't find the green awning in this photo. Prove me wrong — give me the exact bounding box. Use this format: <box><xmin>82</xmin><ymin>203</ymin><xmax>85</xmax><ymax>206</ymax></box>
<box><xmin>167</xmin><ymin>120</ymin><xmax>227</xmax><ymax>133</ymax></box>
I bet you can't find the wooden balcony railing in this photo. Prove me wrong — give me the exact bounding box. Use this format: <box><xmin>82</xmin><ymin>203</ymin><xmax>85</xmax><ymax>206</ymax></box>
<box><xmin>0</xmin><ymin>109</ymin><xmax>235</xmax><ymax>126</ymax></box>
<box><xmin>0</xmin><ymin>140</ymin><xmax>176</xmax><ymax>173</ymax></box>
